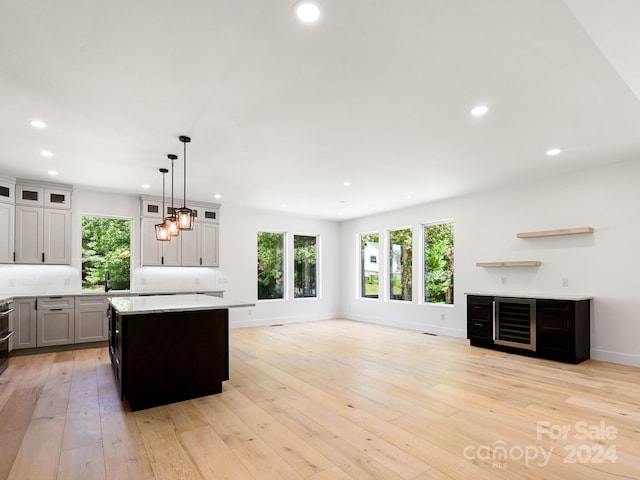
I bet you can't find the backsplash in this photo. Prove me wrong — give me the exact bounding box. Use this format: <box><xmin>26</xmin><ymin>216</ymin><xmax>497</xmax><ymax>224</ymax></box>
<box><xmin>0</xmin><ymin>264</ymin><xmax>221</xmax><ymax>296</ymax></box>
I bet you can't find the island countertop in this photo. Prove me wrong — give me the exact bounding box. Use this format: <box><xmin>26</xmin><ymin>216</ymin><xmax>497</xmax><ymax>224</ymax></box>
<box><xmin>109</xmin><ymin>294</ymin><xmax>254</xmax><ymax>315</ymax></box>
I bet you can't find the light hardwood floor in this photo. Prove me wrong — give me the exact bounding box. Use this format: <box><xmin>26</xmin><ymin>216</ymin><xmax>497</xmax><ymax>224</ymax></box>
<box><xmin>0</xmin><ymin>319</ymin><xmax>639</xmax><ymax>480</ymax></box>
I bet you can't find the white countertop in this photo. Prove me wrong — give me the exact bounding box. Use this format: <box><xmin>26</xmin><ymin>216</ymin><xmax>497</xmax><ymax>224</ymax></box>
<box><xmin>465</xmin><ymin>292</ymin><xmax>593</xmax><ymax>301</ymax></box>
<box><xmin>0</xmin><ymin>290</ymin><xmax>224</xmax><ymax>299</ymax></box>
<box><xmin>110</xmin><ymin>294</ymin><xmax>254</xmax><ymax>315</ymax></box>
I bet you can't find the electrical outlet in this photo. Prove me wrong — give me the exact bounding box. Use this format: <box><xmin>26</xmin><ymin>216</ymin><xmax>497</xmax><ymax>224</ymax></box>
<box><xmin>141</xmin><ymin>277</ymin><xmax>146</xmax><ymax>285</ymax></box>
<box><xmin>248</xmin><ymin>309</ymin><xmax>252</xmax><ymax>316</ymax></box>
<box><xmin>64</xmin><ymin>278</ymin><xmax>70</xmax><ymax>286</ymax></box>
<box><xmin>501</xmin><ymin>276</ymin><xmax>507</xmax><ymax>285</ymax></box>
<box><xmin>9</xmin><ymin>279</ymin><xmax>16</xmax><ymax>287</ymax></box>
<box><xmin>440</xmin><ymin>314</ymin><xmax>445</xmax><ymax>321</ymax></box>
<box><xmin>562</xmin><ymin>277</ymin><xmax>569</xmax><ymax>287</ymax></box>
<box><xmin>195</xmin><ymin>278</ymin><xmax>200</xmax><ymax>285</ymax></box>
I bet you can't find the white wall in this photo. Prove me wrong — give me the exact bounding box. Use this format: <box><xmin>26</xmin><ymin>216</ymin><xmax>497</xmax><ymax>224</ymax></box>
<box><xmin>339</xmin><ymin>158</ymin><xmax>640</xmax><ymax>367</ymax></box>
<box><xmin>216</xmin><ymin>205</ymin><xmax>341</xmax><ymax>328</ymax></box>
<box><xmin>1</xmin><ymin>188</ymin><xmax>341</xmax><ymax>329</ymax></box>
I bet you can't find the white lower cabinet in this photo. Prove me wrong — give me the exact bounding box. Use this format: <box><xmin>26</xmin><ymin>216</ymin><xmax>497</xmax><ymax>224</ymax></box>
<box><xmin>75</xmin><ymin>296</ymin><xmax>108</xmax><ymax>343</ymax></box>
<box><xmin>13</xmin><ymin>297</ymin><xmax>37</xmax><ymax>349</ymax></box>
<box><xmin>37</xmin><ymin>296</ymin><xmax>74</xmax><ymax>346</ymax></box>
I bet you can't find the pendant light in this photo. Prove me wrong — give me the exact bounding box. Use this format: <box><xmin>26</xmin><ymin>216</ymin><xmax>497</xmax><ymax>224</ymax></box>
<box><xmin>164</xmin><ymin>154</ymin><xmax>180</xmax><ymax>237</ymax></box>
<box><xmin>176</xmin><ymin>135</ymin><xmax>195</xmax><ymax>230</ymax></box>
<box><xmin>155</xmin><ymin>168</ymin><xmax>170</xmax><ymax>241</ymax></box>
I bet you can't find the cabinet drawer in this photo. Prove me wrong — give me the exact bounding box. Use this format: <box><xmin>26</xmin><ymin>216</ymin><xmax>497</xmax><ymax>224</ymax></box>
<box><xmin>75</xmin><ymin>296</ymin><xmax>108</xmax><ymax>308</ymax></box>
<box><xmin>537</xmin><ymin>300</ymin><xmax>574</xmax><ymax>314</ymax></box>
<box><xmin>38</xmin><ymin>296</ymin><xmax>74</xmax><ymax>309</ymax></box>
<box><xmin>469</xmin><ymin>319</ymin><xmax>492</xmax><ymax>340</ymax></box>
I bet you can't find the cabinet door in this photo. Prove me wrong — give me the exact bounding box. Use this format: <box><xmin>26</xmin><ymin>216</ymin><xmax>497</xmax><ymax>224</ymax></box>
<box><xmin>201</xmin><ymin>223</ymin><xmax>219</xmax><ymax>267</ymax></box>
<box><xmin>43</xmin><ymin>209</ymin><xmax>71</xmax><ymax>264</ymax></box>
<box><xmin>536</xmin><ymin>300</ymin><xmax>575</xmax><ymax>362</ymax></box>
<box><xmin>141</xmin><ymin>218</ymin><xmax>163</xmax><ymax>266</ymax></box>
<box><xmin>181</xmin><ymin>223</ymin><xmax>201</xmax><ymax>266</ymax></box>
<box><xmin>15</xmin><ymin>206</ymin><xmax>44</xmax><ymax>263</ymax></box>
<box><xmin>0</xmin><ymin>202</ymin><xmax>14</xmax><ymax>263</ymax></box>
<box><xmin>13</xmin><ymin>298</ymin><xmax>37</xmax><ymax>349</ymax></box>
<box><xmin>162</xmin><ymin>233</ymin><xmax>181</xmax><ymax>266</ymax></box>
<box><xmin>37</xmin><ymin>309</ymin><xmax>74</xmax><ymax>346</ymax></box>
<box><xmin>44</xmin><ymin>188</ymin><xmax>72</xmax><ymax>209</ymax></box>
<box><xmin>16</xmin><ymin>185</ymin><xmax>44</xmax><ymax>206</ymax></box>
<box><xmin>0</xmin><ymin>177</ymin><xmax>15</xmax><ymax>203</ymax></box>
<box><xmin>75</xmin><ymin>297</ymin><xmax>108</xmax><ymax>343</ymax></box>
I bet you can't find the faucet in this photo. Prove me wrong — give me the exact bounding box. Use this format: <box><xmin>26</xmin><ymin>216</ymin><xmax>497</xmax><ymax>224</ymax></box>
<box><xmin>105</xmin><ymin>270</ymin><xmax>111</xmax><ymax>292</ymax></box>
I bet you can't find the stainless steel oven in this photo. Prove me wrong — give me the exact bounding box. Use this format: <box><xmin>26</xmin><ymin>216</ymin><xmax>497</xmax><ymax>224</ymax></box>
<box><xmin>0</xmin><ymin>299</ymin><xmax>15</xmax><ymax>375</ymax></box>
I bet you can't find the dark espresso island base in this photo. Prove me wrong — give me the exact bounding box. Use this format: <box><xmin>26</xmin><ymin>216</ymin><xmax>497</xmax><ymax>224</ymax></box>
<box><xmin>108</xmin><ymin>295</ymin><xmax>251</xmax><ymax>411</ymax></box>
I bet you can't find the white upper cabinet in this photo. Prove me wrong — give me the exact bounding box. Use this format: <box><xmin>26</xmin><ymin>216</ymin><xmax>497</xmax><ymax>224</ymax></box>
<box><xmin>139</xmin><ymin>195</ymin><xmax>220</xmax><ymax>267</ymax></box>
<box><xmin>0</xmin><ymin>176</ymin><xmax>15</xmax><ymax>204</ymax></box>
<box><xmin>14</xmin><ymin>180</ymin><xmax>72</xmax><ymax>264</ymax></box>
<box><xmin>44</xmin><ymin>188</ymin><xmax>72</xmax><ymax>209</ymax></box>
<box><xmin>0</xmin><ymin>202</ymin><xmax>15</xmax><ymax>263</ymax></box>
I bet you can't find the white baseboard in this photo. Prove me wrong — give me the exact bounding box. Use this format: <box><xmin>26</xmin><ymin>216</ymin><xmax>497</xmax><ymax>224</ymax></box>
<box><xmin>340</xmin><ymin>312</ymin><xmax>465</xmax><ymax>338</ymax></box>
<box><xmin>590</xmin><ymin>349</ymin><xmax>640</xmax><ymax>368</ymax></box>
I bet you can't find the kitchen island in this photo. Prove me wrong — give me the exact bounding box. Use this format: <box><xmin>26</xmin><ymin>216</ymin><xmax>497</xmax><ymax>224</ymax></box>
<box><xmin>108</xmin><ymin>294</ymin><xmax>253</xmax><ymax>411</ymax></box>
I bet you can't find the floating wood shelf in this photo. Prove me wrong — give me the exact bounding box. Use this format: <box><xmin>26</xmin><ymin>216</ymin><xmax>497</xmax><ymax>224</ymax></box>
<box><xmin>476</xmin><ymin>261</ymin><xmax>542</xmax><ymax>267</ymax></box>
<box><xmin>516</xmin><ymin>227</ymin><xmax>593</xmax><ymax>239</ymax></box>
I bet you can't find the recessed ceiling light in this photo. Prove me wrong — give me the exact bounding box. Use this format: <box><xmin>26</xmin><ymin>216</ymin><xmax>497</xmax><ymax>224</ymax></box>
<box><xmin>214</xmin><ymin>194</ymin><xmax>221</xmax><ymax>199</ymax></box>
<box><xmin>470</xmin><ymin>105</ymin><xmax>489</xmax><ymax>116</ymax></box>
<box><xmin>48</xmin><ymin>170</ymin><xmax>58</xmax><ymax>176</ymax></box>
<box><xmin>41</xmin><ymin>150</ymin><xmax>53</xmax><ymax>157</ymax></box>
<box><xmin>281</xmin><ymin>203</ymin><xmax>287</xmax><ymax>208</ymax></box>
<box><xmin>142</xmin><ymin>184</ymin><xmax>150</xmax><ymax>189</ymax></box>
<box><xmin>295</xmin><ymin>2</ymin><xmax>320</xmax><ymax>22</ymax></box>
<box><xmin>546</xmin><ymin>148</ymin><xmax>562</xmax><ymax>156</ymax></box>
<box><xmin>343</xmin><ymin>181</ymin><xmax>351</xmax><ymax>187</ymax></box>
<box><xmin>30</xmin><ymin>119</ymin><xmax>47</xmax><ymax>129</ymax></box>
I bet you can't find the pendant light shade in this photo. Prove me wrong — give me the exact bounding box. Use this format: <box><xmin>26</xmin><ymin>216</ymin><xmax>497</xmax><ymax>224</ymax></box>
<box><xmin>155</xmin><ymin>168</ymin><xmax>170</xmax><ymax>241</ymax></box>
<box><xmin>176</xmin><ymin>135</ymin><xmax>195</xmax><ymax>230</ymax></box>
<box><xmin>165</xmin><ymin>154</ymin><xmax>180</xmax><ymax>237</ymax></box>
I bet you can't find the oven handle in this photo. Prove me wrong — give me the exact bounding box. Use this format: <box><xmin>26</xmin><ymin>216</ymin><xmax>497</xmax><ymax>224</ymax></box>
<box><xmin>0</xmin><ymin>331</ymin><xmax>14</xmax><ymax>342</ymax></box>
<box><xmin>0</xmin><ymin>308</ymin><xmax>14</xmax><ymax>316</ymax></box>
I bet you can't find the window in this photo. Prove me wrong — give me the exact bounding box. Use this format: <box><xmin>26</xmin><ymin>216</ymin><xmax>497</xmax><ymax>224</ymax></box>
<box><xmin>82</xmin><ymin>216</ymin><xmax>131</xmax><ymax>291</ymax></box>
<box><xmin>389</xmin><ymin>228</ymin><xmax>412</xmax><ymax>301</ymax></box>
<box><xmin>424</xmin><ymin>221</ymin><xmax>454</xmax><ymax>304</ymax></box>
<box><xmin>257</xmin><ymin>232</ymin><xmax>285</xmax><ymax>300</ymax></box>
<box><xmin>360</xmin><ymin>233</ymin><xmax>379</xmax><ymax>298</ymax></box>
<box><xmin>294</xmin><ymin>235</ymin><xmax>317</xmax><ymax>298</ymax></box>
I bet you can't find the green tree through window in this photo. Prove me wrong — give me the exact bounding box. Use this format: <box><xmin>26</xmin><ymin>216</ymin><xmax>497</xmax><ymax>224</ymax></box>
<box><xmin>360</xmin><ymin>233</ymin><xmax>379</xmax><ymax>298</ymax></box>
<box><xmin>389</xmin><ymin>228</ymin><xmax>412</xmax><ymax>301</ymax></box>
<box><xmin>294</xmin><ymin>235</ymin><xmax>317</xmax><ymax>298</ymax></box>
<box><xmin>82</xmin><ymin>216</ymin><xmax>131</xmax><ymax>291</ymax></box>
<box><xmin>424</xmin><ymin>221</ymin><xmax>454</xmax><ymax>304</ymax></box>
<box><xmin>257</xmin><ymin>232</ymin><xmax>285</xmax><ymax>300</ymax></box>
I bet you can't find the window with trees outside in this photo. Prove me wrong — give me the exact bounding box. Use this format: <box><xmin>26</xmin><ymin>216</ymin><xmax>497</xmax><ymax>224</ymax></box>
<box><xmin>424</xmin><ymin>221</ymin><xmax>454</xmax><ymax>304</ymax></box>
<box><xmin>82</xmin><ymin>216</ymin><xmax>131</xmax><ymax>291</ymax></box>
<box><xmin>257</xmin><ymin>232</ymin><xmax>285</xmax><ymax>300</ymax></box>
<box><xmin>360</xmin><ymin>233</ymin><xmax>379</xmax><ymax>298</ymax></box>
<box><xmin>294</xmin><ymin>235</ymin><xmax>317</xmax><ymax>298</ymax></box>
<box><xmin>389</xmin><ymin>228</ymin><xmax>412</xmax><ymax>301</ymax></box>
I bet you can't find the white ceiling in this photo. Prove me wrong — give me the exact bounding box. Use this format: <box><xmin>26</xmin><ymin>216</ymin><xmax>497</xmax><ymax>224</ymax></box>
<box><xmin>1</xmin><ymin>0</ymin><xmax>639</xmax><ymax>220</ymax></box>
